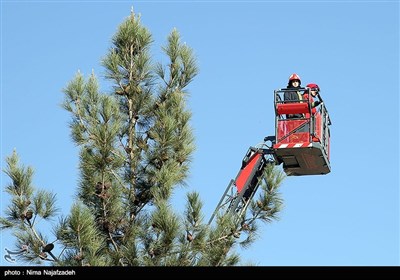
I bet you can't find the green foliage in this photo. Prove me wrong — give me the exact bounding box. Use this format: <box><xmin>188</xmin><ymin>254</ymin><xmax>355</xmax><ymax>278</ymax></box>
<box><xmin>4</xmin><ymin>150</ymin><xmax>34</xmax><ymax>199</ymax></box>
<box><xmin>55</xmin><ymin>203</ymin><xmax>108</xmax><ymax>266</ymax></box>
<box><xmin>1</xmin><ymin>150</ymin><xmax>59</xmax><ymax>263</ymax></box>
<box><xmin>1</xmin><ymin>9</ymin><xmax>284</xmax><ymax>266</ymax></box>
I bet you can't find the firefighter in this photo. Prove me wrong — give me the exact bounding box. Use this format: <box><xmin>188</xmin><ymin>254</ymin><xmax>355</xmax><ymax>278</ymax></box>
<box><xmin>302</xmin><ymin>83</ymin><xmax>323</xmax><ymax>142</ymax></box>
<box><xmin>284</xmin><ymin>73</ymin><xmax>303</xmax><ymax>118</ymax></box>
<box><xmin>303</xmin><ymin>83</ymin><xmax>322</xmax><ymax>118</ymax></box>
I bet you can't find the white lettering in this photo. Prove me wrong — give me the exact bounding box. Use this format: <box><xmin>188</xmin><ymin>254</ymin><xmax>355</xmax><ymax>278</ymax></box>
<box><xmin>4</xmin><ymin>270</ymin><xmax>21</xmax><ymax>276</ymax></box>
<box><xmin>26</xmin><ymin>269</ymin><xmax>41</xmax><ymax>275</ymax></box>
<box><xmin>43</xmin><ymin>269</ymin><xmax>76</xmax><ymax>276</ymax></box>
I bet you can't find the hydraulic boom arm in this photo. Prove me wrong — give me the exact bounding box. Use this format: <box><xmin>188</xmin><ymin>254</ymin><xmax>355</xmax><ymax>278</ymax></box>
<box><xmin>208</xmin><ymin>137</ymin><xmax>276</xmax><ymax>225</ymax></box>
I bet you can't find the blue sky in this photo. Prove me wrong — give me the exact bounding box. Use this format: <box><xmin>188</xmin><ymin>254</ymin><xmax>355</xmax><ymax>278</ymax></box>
<box><xmin>1</xmin><ymin>0</ymin><xmax>399</xmax><ymax>266</ymax></box>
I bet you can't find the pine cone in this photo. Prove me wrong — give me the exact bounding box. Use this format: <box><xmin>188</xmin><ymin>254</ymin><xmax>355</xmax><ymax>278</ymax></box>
<box><xmin>115</xmin><ymin>89</ymin><xmax>125</xmax><ymax>95</ymax></box>
<box><xmin>74</xmin><ymin>254</ymin><xmax>83</xmax><ymax>261</ymax></box>
<box><xmin>99</xmin><ymin>192</ymin><xmax>110</xmax><ymax>200</ymax></box>
<box><xmin>42</xmin><ymin>243</ymin><xmax>54</xmax><ymax>253</ymax></box>
<box><xmin>186</xmin><ymin>232</ymin><xmax>193</xmax><ymax>242</ymax></box>
<box><xmin>25</xmin><ymin>210</ymin><xmax>33</xmax><ymax>221</ymax></box>
<box><xmin>241</xmin><ymin>223</ymin><xmax>250</xmax><ymax>230</ymax></box>
<box><xmin>263</xmin><ymin>206</ymin><xmax>271</xmax><ymax>211</ymax></box>
<box><xmin>105</xmin><ymin>157</ymin><xmax>113</xmax><ymax>163</ymax></box>
<box><xmin>124</xmin><ymin>84</ymin><xmax>131</xmax><ymax>93</ymax></box>
<box><xmin>95</xmin><ymin>182</ymin><xmax>103</xmax><ymax>194</ymax></box>
<box><xmin>133</xmin><ymin>198</ymin><xmax>140</xmax><ymax>206</ymax></box>
<box><xmin>149</xmin><ymin>249</ymin><xmax>154</xmax><ymax>258</ymax></box>
<box><xmin>102</xmin><ymin>221</ymin><xmax>110</xmax><ymax>231</ymax></box>
<box><xmin>115</xmin><ymin>84</ymin><xmax>130</xmax><ymax>96</ymax></box>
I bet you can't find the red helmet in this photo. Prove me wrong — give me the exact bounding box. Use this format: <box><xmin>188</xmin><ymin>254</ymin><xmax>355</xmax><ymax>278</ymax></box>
<box><xmin>306</xmin><ymin>83</ymin><xmax>320</xmax><ymax>91</ymax></box>
<box><xmin>288</xmin><ymin>73</ymin><xmax>301</xmax><ymax>83</ymax></box>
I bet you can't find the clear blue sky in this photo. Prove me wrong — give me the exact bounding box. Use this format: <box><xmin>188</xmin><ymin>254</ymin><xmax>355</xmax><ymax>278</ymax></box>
<box><xmin>1</xmin><ymin>0</ymin><xmax>399</xmax><ymax>266</ymax></box>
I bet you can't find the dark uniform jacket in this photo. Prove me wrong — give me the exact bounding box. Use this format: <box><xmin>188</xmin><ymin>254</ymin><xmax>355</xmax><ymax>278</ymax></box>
<box><xmin>284</xmin><ymin>87</ymin><xmax>304</xmax><ymax>118</ymax></box>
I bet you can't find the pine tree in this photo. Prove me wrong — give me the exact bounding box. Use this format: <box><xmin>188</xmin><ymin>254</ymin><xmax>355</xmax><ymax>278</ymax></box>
<box><xmin>1</xmin><ymin>10</ymin><xmax>284</xmax><ymax>266</ymax></box>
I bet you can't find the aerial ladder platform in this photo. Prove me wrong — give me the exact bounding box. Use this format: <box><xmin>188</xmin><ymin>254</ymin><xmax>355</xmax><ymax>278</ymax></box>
<box><xmin>209</xmin><ymin>87</ymin><xmax>332</xmax><ymax>226</ymax></box>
